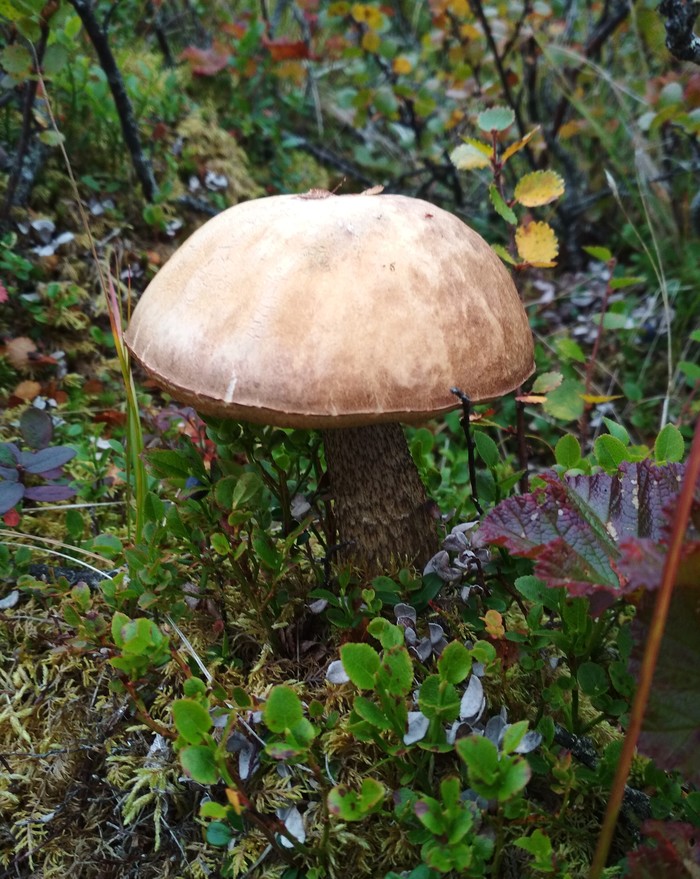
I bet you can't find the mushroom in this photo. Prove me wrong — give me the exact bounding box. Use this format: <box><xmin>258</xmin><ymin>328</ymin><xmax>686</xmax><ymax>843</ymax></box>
<box><xmin>124</xmin><ymin>189</ymin><xmax>534</xmax><ymax>572</ymax></box>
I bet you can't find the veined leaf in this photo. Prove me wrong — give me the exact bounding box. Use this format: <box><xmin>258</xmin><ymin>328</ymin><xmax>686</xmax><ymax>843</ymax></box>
<box><xmin>477</xmin><ymin>461</ymin><xmax>686</xmax><ymax>599</ymax></box>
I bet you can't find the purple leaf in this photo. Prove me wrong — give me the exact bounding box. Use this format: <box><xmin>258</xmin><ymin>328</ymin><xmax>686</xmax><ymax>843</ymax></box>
<box><xmin>625</xmin><ymin>820</ymin><xmax>700</xmax><ymax>878</ymax></box>
<box><xmin>0</xmin><ymin>481</ymin><xmax>25</xmax><ymax>514</ymax></box>
<box><xmin>477</xmin><ymin>461</ymin><xmax>685</xmax><ymax>598</ymax></box>
<box><xmin>0</xmin><ymin>467</ymin><xmax>19</xmax><ymax>482</ymax></box>
<box><xmin>0</xmin><ymin>443</ymin><xmax>20</xmax><ymax>466</ymax></box>
<box><xmin>20</xmin><ymin>446</ymin><xmax>76</xmax><ymax>474</ymax></box>
<box><xmin>20</xmin><ymin>407</ymin><xmax>53</xmax><ymax>450</ymax></box>
<box><xmin>24</xmin><ymin>484</ymin><xmax>77</xmax><ymax>502</ymax></box>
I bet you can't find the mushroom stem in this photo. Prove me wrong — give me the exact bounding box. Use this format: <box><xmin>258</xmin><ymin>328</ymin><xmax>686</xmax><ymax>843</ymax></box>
<box><xmin>321</xmin><ymin>423</ymin><xmax>439</xmax><ymax>573</ymax></box>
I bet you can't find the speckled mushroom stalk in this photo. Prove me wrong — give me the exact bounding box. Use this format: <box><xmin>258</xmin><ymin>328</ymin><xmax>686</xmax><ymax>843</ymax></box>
<box><xmin>124</xmin><ymin>189</ymin><xmax>534</xmax><ymax>573</ymax></box>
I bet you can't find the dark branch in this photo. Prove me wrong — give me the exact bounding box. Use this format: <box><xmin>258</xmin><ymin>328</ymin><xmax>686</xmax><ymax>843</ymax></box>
<box><xmin>659</xmin><ymin>0</ymin><xmax>700</xmax><ymax>64</ymax></box>
<box><xmin>67</xmin><ymin>0</ymin><xmax>158</xmax><ymax>202</ymax></box>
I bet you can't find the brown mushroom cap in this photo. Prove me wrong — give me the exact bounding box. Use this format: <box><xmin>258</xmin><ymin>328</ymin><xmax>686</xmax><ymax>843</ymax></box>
<box><xmin>124</xmin><ymin>191</ymin><xmax>534</xmax><ymax>428</ymax></box>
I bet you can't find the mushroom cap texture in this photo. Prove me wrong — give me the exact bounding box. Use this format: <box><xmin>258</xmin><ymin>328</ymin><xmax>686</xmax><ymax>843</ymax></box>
<box><xmin>124</xmin><ymin>191</ymin><xmax>534</xmax><ymax>428</ymax></box>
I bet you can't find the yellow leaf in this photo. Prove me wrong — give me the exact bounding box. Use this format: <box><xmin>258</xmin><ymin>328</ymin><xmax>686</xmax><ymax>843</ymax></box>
<box><xmin>516</xmin><ymin>394</ymin><xmax>547</xmax><ymax>404</ymax></box>
<box><xmin>460</xmin><ymin>23</ymin><xmax>482</xmax><ymax>40</ymax></box>
<box><xmin>580</xmin><ymin>394</ymin><xmax>624</xmax><ymax>404</ymax></box>
<box><xmin>514</xmin><ymin>170</ymin><xmax>565</xmax><ymax>207</ymax></box>
<box><xmin>450</xmin><ymin>142</ymin><xmax>491</xmax><ymax>170</ymax></box>
<box><xmin>392</xmin><ymin>56</ymin><xmax>412</xmax><ymax>75</ymax></box>
<box><xmin>361</xmin><ymin>30</ymin><xmax>381</xmax><ymax>52</ymax></box>
<box><xmin>482</xmin><ymin>609</ymin><xmax>505</xmax><ymax>639</ymax></box>
<box><xmin>450</xmin><ymin>0</ymin><xmax>471</xmax><ymax>14</ymax></box>
<box><xmin>352</xmin><ymin>3</ymin><xmax>384</xmax><ymax>29</ymax></box>
<box><xmin>515</xmin><ymin>221</ymin><xmax>559</xmax><ymax>267</ymax></box>
<box><xmin>501</xmin><ymin>126</ymin><xmax>540</xmax><ymax>163</ymax></box>
<box><xmin>225</xmin><ymin>787</ymin><xmax>244</xmax><ymax>815</ymax></box>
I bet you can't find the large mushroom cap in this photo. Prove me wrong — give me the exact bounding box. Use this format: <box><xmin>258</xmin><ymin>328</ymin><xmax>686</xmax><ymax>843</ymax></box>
<box><xmin>124</xmin><ymin>191</ymin><xmax>534</xmax><ymax>428</ymax></box>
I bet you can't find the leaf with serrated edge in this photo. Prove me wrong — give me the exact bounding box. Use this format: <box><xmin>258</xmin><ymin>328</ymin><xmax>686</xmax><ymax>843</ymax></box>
<box><xmin>477</xmin><ymin>106</ymin><xmax>515</xmax><ymax>132</ymax></box>
<box><xmin>514</xmin><ymin>171</ymin><xmax>565</xmax><ymax>207</ymax></box>
<box><xmin>476</xmin><ymin>461</ymin><xmax>686</xmax><ymax>598</ymax></box>
<box><xmin>450</xmin><ymin>142</ymin><xmax>491</xmax><ymax>170</ymax></box>
<box><xmin>515</xmin><ymin>221</ymin><xmax>559</xmax><ymax>266</ymax></box>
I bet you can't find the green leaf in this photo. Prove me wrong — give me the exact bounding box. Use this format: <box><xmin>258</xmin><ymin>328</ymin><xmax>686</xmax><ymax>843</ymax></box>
<box><xmin>418</xmin><ymin>675</ymin><xmax>460</xmax><ymax>721</ymax></box>
<box><xmin>200</xmin><ymin>801</ymin><xmax>229</xmax><ymax>820</ymax></box>
<box><xmin>437</xmin><ymin>641</ymin><xmax>472</xmax><ymax>684</ymax></box>
<box><xmin>353</xmin><ymin>696</ymin><xmax>393</xmax><ymax>730</ymax></box>
<box><xmin>543</xmin><ymin>378</ymin><xmax>585</xmax><ymax>422</ymax></box>
<box><xmin>501</xmin><ymin>720</ymin><xmax>529</xmax><ymax>754</ymax></box>
<box><xmin>498</xmin><ymin>758</ymin><xmax>531</xmax><ymax>801</ymax></box>
<box><xmin>264</xmin><ymin>685</ymin><xmax>303</xmax><ymax>733</ymax></box>
<box><xmin>554</xmin><ymin>337</ymin><xmax>586</xmax><ymax>363</ymax></box>
<box><xmin>555</xmin><ymin>434</ymin><xmax>581</xmax><ymax>469</ymax></box>
<box><xmin>474</xmin><ymin>431</ymin><xmax>500</xmax><ymax>468</ymax></box>
<box><xmin>183</xmin><ymin>677</ymin><xmax>207</xmax><ymax>698</ymax></box>
<box><xmin>340</xmin><ymin>643</ymin><xmax>380</xmax><ymax>690</ymax></box>
<box><xmin>210</xmin><ymin>532</ymin><xmax>230</xmax><ymax>555</ymax></box>
<box><xmin>378</xmin><ymin>646</ymin><xmax>414</xmax><ymax>696</ymax></box>
<box><xmin>488</xmin><ymin>184</ymin><xmax>517</xmax><ymax>224</ymax></box>
<box><xmin>205</xmin><ymin>821</ymin><xmax>234</xmax><ymax>846</ymax></box>
<box><xmin>0</xmin><ymin>43</ymin><xmax>32</xmax><ymax>74</ymax></box>
<box><xmin>577</xmin><ymin>662</ymin><xmax>609</xmax><ymax>698</ymax></box>
<box><xmin>594</xmin><ymin>434</ymin><xmax>628</xmax><ymax>470</ymax></box>
<box><xmin>253</xmin><ymin>532</ymin><xmax>282</xmax><ymax>572</ymax></box>
<box><xmin>602</xmin><ymin>417</ymin><xmax>631</xmax><ymax>445</ymax></box>
<box><xmin>654</xmin><ymin>423</ymin><xmax>684</xmax><ymax>463</ymax></box>
<box><xmin>42</xmin><ymin>44</ymin><xmax>68</xmax><ymax>76</ymax></box>
<box><xmin>532</xmin><ymin>371</ymin><xmax>563</xmax><ymax>394</ymax></box>
<box><xmin>492</xmin><ymin>243</ymin><xmax>518</xmax><ymax>265</ymax></box>
<box><xmin>173</xmin><ymin>699</ymin><xmax>212</xmax><ymax>744</ymax></box>
<box><xmin>477</xmin><ymin>106</ymin><xmax>515</xmax><ymax>132</ymax></box>
<box><xmin>582</xmin><ymin>245</ymin><xmax>613</xmax><ymax>262</ymax></box>
<box><xmin>327</xmin><ymin>778</ymin><xmax>385</xmax><ymax>820</ymax></box>
<box><xmin>367</xmin><ymin>617</ymin><xmax>404</xmax><ymax>649</ymax></box>
<box><xmin>609</xmin><ymin>275</ymin><xmax>645</xmax><ymax>290</ymax></box>
<box><xmin>180</xmin><ymin>744</ymin><xmax>219</xmax><ymax>784</ymax></box>
<box><xmin>111</xmin><ymin>611</ymin><xmax>130</xmax><ymax>648</ymax></box>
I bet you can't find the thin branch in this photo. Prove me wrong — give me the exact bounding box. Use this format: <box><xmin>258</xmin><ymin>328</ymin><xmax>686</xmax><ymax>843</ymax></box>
<box><xmin>67</xmin><ymin>0</ymin><xmax>158</xmax><ymax>202</ymax></box>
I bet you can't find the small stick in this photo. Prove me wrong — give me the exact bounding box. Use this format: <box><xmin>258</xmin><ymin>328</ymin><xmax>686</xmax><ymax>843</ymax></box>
<box><xmin>451</xmin><ymin>388</ymin><xmax>484</xmax><ymax>516</ymax></box>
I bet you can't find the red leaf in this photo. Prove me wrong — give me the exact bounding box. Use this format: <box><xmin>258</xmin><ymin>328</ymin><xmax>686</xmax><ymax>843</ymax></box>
<box><xmin>262</xmin><ymin>37</ymin><xmax>313</xmax><ymax>62</ymax></box>
<box><xmin>0</xmin><ymin>281</ymin><xmax>8</xmax><ymax>303</ymax></box>
<box><xmin>626</xmin><ymin>820</ymin><xmax>700</xmax><ymax>877</ymax></box>
<box><xmin>180</xmin><ymin>44</ymin><xmax>230</xmax><ymax>76</ymax></box>
<box><xmin>476</xmin><ymin>461</ymin><xmax>685</xmax><ymax>598</ymax></box>
<box><xmin>2</xmin><ymin>508</ymin><xmax>20</xmax><ymax>526</ymax></box>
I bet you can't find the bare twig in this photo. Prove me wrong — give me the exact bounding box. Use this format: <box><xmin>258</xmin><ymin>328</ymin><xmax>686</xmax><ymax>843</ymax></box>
<box><xmin>67</xmin><ymin>0</ymin><xmax>158</xmax><ymax>202</ymax></box>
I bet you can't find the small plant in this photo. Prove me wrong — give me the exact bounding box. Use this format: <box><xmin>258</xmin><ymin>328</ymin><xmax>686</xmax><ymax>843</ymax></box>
<box><xmin>0</xmin><ymin>407</ymin><xmax>76</xmax><ymax>523</ymax></box>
